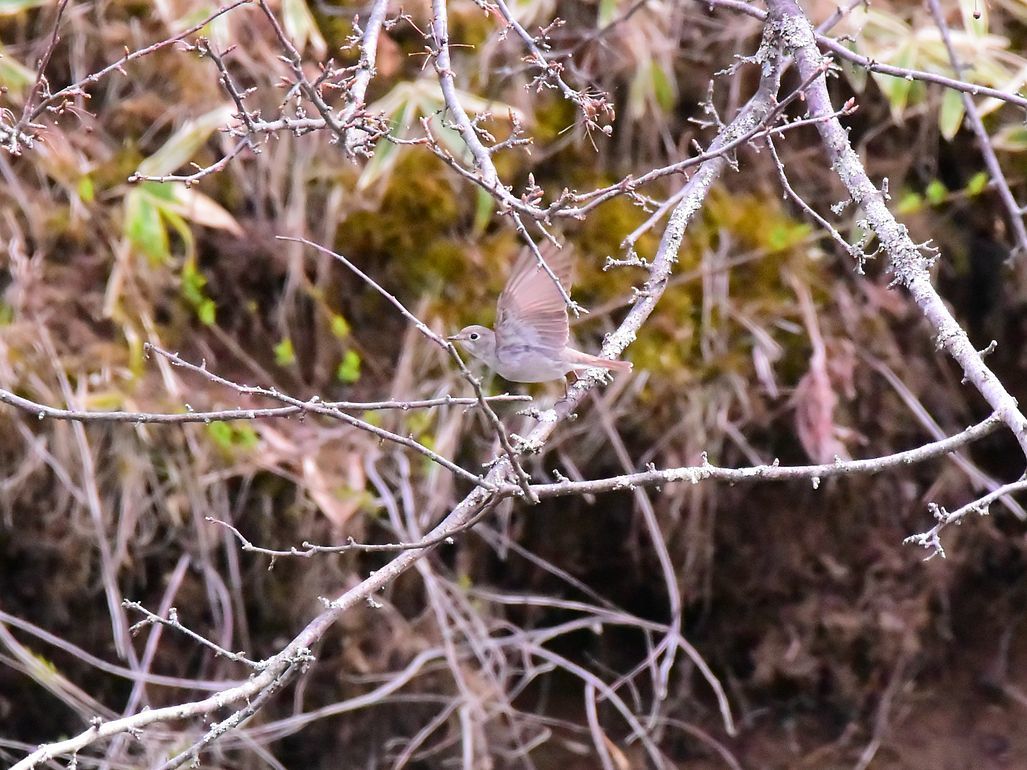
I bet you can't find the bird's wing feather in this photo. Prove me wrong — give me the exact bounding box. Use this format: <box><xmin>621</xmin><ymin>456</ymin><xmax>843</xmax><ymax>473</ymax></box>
<box><xmin>495</xmin><ymin>245</ymin><xmax>572</xmax><ymax>354</ymax></box>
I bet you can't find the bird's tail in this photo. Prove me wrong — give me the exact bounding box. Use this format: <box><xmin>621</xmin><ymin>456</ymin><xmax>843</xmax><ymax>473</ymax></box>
<box><xmin>565</xmin><ymin>348</ymin><xmax>633</xmax><ymax>374</ymax></box>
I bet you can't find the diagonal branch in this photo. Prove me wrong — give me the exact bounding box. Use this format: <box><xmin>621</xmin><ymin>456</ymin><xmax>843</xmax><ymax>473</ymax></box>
<box><xmin>427</xmin><ymin>0</ymin><xmax>580</xmax><ymax>314</ymax></box>
<box><xmin>763</xmin><ymin>0</ymin><xmax>1027</xmax><ymax>461</ymax></box>
<box><xmin>925</xmin><ymin>0</ymin><xmax>1027</xmax><ymax>259</ymax></box>
<box><xmin>12</xmin><ymin>24</ymin><xmax>789</xmax><ymax>769</ymax></box>
<box><xmin>702</xmin><ymin>0</ymin><xmax>1027</xmax><ymax>113</ymax></box>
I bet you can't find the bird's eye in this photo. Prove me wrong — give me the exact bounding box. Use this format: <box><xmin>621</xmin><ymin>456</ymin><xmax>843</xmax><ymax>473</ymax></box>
<box><xmin>469</xmin><ymin>332</ymin><xmax>480</xmax><ymax>341</ymax></box>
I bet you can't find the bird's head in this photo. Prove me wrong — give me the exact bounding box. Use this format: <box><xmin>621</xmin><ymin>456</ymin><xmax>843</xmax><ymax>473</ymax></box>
<box><xmin>447</xmin><ymin>325</ymin><xmax>496</xmax><ymax>361</ymax></box>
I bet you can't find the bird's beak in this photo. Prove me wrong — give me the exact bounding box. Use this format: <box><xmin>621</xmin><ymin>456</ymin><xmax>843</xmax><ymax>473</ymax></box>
<box><xmin>447</xmin><ymin>334</ymin><xmax>460</xmax><ymax>341</ymax></box>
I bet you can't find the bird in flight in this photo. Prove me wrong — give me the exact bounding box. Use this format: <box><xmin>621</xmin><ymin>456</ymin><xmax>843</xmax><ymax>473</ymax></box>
<box><xmin>448</xmin><ymin>246</ymin><xmax>632</xmax><ymax>385</ymax></box>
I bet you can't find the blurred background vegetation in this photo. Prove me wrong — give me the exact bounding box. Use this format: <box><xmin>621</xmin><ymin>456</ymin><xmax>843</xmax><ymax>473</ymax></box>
<box><xmin>2</xmin><ymin>0</ymin><xmax>1027</xmax><ymax>766</ymax></box>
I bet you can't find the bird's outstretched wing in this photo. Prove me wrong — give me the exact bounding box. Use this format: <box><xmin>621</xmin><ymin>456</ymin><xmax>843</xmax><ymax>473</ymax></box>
<box><xmin>494</xmin><ymin>244</ymin><xmax>573</xmax><ymax>355</ymax></box>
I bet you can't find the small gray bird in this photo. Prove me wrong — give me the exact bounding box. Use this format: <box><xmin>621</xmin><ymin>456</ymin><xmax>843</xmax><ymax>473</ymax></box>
<box><xmin>448</xmin><ymin>247</ymin><xmax>632</xmax><ymax>383</ymax></box>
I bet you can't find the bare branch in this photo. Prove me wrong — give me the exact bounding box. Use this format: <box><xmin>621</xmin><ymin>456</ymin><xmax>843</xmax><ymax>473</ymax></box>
<box><xmin>702</xmin><ymin>0</ymin><xmax>1027</xmax><ymax>113</ymax></box>
<box><xmin>6</xmin><ymin>0</ymin><xmax>253</xmax><ymax>153</ymax></box>
<box><xmin>145</xmin><ymin>343</ymin><xmax>494</xmax><ymax>490</ymax></box>
<box><xmin>124</xmin><ymin>601</ymin><xmax>260</xmax><ymax>669</ymax></box>
<box><xmin>763</xmin><ymin>0</ymin><xmax>1027</xmax><ymax>459</ymax></box>
<box><xmin>925</xmin><ymin>0</ymin><xmax>1027</xmax><ymax>259</ymax></box>
<box><xmin>519</xmin><ymin>416</ymin><xmax>1001</xmax><ymax>498</ymax></box>
<box><xmin>279</xmin><ymin>236</ymin><xmax>538</xmax><ymax>501</ymax></box>
<box><xmin>0</xmin><ymin>385</ymin><xmax>528</xmax><ymax>425</ymax></box>
<box><xmin>906</xmin><ymin>476</ymin><xmax>1027</xmax><ymax>558</ymax></box>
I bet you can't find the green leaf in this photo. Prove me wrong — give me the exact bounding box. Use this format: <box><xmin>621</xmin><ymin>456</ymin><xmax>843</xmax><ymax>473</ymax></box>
<box><xmin>124</xmin><ymin>189</ymin><xmax>170</xmax><ymax>263</ymax></box>
<box><xmin>336</xmin><ymin>349</ymin><xmax>361</xmax><ymax>383</ymax></box>
<box><xmin>274</xmin><ymin>338</ymin><xmax>296</xmax><ymax>366</ymax></box>
<box><xmin>766</xmin><ymin>221</ymin><xmax>812</xmax><ymax>252</ymax></box>
<box><xmin>472</xmin><ymin>187</ymin><xmax>494</xmax><ymax>236</ymax></box>
<box><xmin>141</xmin><ymin>180</ymin><xmax>176</xmax><ymax>201</ymax></box>
<box><xmin>181</xmin><ymin>260</ymin><xmax>216</xmax><ymax>325</ymax></box>
<box><xmin>135</xmin><ymin>104</ymin><xmax>236</xmax><ymax>177</ymax></box>
<box><xmin>939</xmin><ymin>88</ymin><xmax>965</xmax><ymax>140</ymax></box>
<box><xmin>925</xmin><ymin>180</ymin><xmax>948</xmax><ymax>205</ymax></box>
<box><xmin>0</xmin><ymin>0</ymin><xmax>47</xmax><ymax>13</ymax></box>
<box><xmin>651</xmin><ymin>64</ymin><xmax>677</xmax><ymax>113</ymax></box>
<box><xmin>329</xmin><ymin>314</ymin><xmax>351</xmax><ymax>339</ymax></box>
<box><xmin>159</xmin><ymin>205</ymin><xmax>195</xmax><ymax>262</ymax></box>
<box><xmin>992</xmin><ymin>124</ymin><xmax>1027</xmax><ymax>152</ymax></box>
<box><xmin>197</xmin><ymin>298</ymin><xmax>216</xmax><ymax>326</ymax></box>
<box><xmin>597</xmin><ymin>0</ymin><xmax>618</xmax><ymax>27</ymax></box>
<box><xmin>181</xmin><ymin>260</ymin><xmax>207</xmax><ymax>305</ymax></box>
<box><xmin>897</xmin><ymin>191</ymin><xmax>923</xmax><ymax>214</ymax></box>
<box><xmin>76</xmin><ymin>176</ymin><xmax>95</xmax><ymax>203</ymax></box>
<box><xmin>965</xmin><ymin>171</ymin><xmax>989</xmax><ymax>196</ymax></box>
<box><xmin>207</xmin><ymin>421</ymin><xmax>259</xmax><ymax>452</ymax></box>
<box><xmin>234</xmin><ymin>424</ymin><xmax>258</xmax><ymax>449</ymax></box>
<box><xmin>361</xmin><ymin>410</ymin><xmax>384</xmax><ymax>427</ymax></box>
<box><xmin>207</xmin><ymin>421</ymin><xmax>233</xmax><ymax>450</ymax></box>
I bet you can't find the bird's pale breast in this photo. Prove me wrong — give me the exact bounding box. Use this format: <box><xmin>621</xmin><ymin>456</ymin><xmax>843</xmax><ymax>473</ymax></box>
<box><xmin>495</xmin><ymin>344</ymin><xmax>575</xmax><ymax>383</ymax></box>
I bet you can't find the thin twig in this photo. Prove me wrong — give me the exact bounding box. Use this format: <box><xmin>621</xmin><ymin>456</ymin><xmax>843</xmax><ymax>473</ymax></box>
<box><xmin>0</xmin><ymin>386</ymin><xmax>528</xmax><ymax>425</ymax></box>
<box><xmin>906</xmin><ymin>476</ymin><xmax>1027</xmax><ymax>558</ymax></box>
<box><xmin>18</xmin><ymin>1</ymin><xmax>253</xmax><ymax>134</ymax></box>
<box><xmin>18</xmin><ymin>0</ymin><xmax>71</xmax><ymax>126</ymax></box>
<box><xmin>925</xmin><ymin>0</ymin><xmax>1027</xmax><ymax>259</ymax></box>
<box><xmin>764</xmin><ymin>0</ymin><xmax>1027</xmax><ymax>459</ymax></box>
<box><xmin>701</xmin><ymin>0</ymin><xmax>1027</xmax><ymax>113</ymax></box>
<box><xmin>207</xmin><ymin>496</ymin><xmax>500</xmax><ymax>558</ymax></box>
<box><xmin>145</xmin><ymin>343</ymin><xmax>494</xmax><ymax>490</ymax></box>
<box><xmin>124</xmin><ymin>601</ymin><xmax>261</xmax><ymax>669</ymax></box>
<box><xmin>278</xmin><ymin>235</ymin><xmax>538</xmax><ymax>502</ymax></box>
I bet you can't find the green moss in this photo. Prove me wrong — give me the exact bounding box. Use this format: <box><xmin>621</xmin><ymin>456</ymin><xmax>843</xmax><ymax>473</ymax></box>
<box><xmin>313</xmin><ymin>11</ymin><xmax>356</xmax><ymax>53</ymax></box>
<box><xmin>532</xmin><ymin>96</ymin><xmax>579</xmax><ymax>145</ymax></box>
<box><xmin>336</xmin><ymin>153</ymin><xmax>461</xmax><ymax>261</ymax></box>
<box><xmin>92</xmin><ymin>144</ymin><xmax>146</xmax><ymax>193</ymax></box>
<box><xmin>448</xmin><ymin>4</ymin><xmax>494</xmax><ymax>50</ymax></box>
<box><xmin>619</xmin><ymin>187</ymin><xmax>825</xmax><ymax>388</ymax></box>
